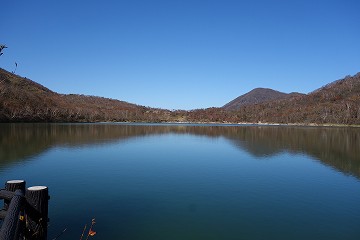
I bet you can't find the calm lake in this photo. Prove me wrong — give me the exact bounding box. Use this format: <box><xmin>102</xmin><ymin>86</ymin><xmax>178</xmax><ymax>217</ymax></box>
<box><xmin>1</xmin><ymin>123</ymin><xmax>360</xmax><ymax>239</ymax></box>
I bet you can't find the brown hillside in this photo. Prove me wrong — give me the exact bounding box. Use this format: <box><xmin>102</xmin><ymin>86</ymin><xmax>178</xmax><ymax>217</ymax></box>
<box><xmin>0</xmin><ymin>68</ymin><xmax>170</xmax><ymax>122</ymax></box>
<box><xmin>246</xmin><ymin>73</ymin><xmax>360</xmax><ymax>124</ymax></box>
<box><xmin>223</xmin><ymin>88</ymin><xmax>304</xmax><ymax>110</ymax></box>
<box><xmin>186</xmin><ymin>73</ymin><xmax>360</xmax><ymax>125</ymax></box>
<box><xmin>1</xmin><ymin>68</ymin><xmax>359</xmax><ymax>124</ymax></box>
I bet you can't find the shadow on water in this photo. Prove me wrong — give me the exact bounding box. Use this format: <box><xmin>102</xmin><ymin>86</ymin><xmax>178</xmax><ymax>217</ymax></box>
<box><xmin>1</xmin><ymin>123</ymin><xmax>359</xmax><ymax>178</ymax></box>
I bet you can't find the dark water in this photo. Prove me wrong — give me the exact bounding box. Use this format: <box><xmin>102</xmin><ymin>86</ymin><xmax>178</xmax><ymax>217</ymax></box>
<box><xmin>0</xmin><ymin>123</ymin><xmax>360</xmax><ymax>239</ymax></box>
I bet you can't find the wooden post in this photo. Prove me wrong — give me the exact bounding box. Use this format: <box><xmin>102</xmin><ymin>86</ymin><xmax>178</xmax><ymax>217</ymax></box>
<box><xmin>3</xmin><ymin>180</ymin><xmax>26</xmax><ymax>239</ymax></box>
<box><xmin>4</xmin><ymin>180</ymin><xmax>26</xmax><ymax>210</ymax></box>
<box><xmin>0</xmin><ymin>189</ymin><xmax>24</xmax><ymax>240</ymax></box>
<box><xmin>25</xmin><ymin>186</ymin><xmax>49</xmax><ymax>240</ymax></box>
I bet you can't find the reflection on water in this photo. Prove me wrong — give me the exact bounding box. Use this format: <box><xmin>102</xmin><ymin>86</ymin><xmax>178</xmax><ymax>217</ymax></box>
<box><xmin>1</xmin><ymin>123</ymin><xmax>359</xmax><ymax>178</ymax></box>
<box><xmin>1</xmin><ymin>123</ymin><xmax>360</xmax><ymax>240</ymax></box>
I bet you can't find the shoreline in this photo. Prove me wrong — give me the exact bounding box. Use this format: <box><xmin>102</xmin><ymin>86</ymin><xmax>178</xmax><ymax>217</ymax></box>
<box><xmin>87</xmin><ymin>121</ymin><xmax>360</xmax><ymax>128</ymax></box>
<box><xmin>2</xmin><ymin>120</ymin><xmax>360</xmax><ymax>128</ymax></box>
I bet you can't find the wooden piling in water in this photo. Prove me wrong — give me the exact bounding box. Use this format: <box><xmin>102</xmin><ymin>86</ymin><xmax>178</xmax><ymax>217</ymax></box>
<box><xmin>25</xmin><ymin>186</ymin><xmax>49</xmax><ymax>240</ymax></box>
<box><xmin>4</xmin><ymin>180</ymin><xmax>26</xmax><ymax>211</ymax></box>
<box><xmin>0</xmin><ymin>190</ymin><xmax>24</xmax><ymax>240</ymax></box>
<box><xmin>0</xmin><ymin>180</ymin><xmax>49</xmax><ymax>240</ymax></box>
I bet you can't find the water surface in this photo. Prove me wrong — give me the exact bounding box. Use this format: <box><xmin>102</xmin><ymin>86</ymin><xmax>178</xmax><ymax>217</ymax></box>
<box><xmin>1</xmin><ymin>123</ymin><xmax>359</xmax><ymax>239</ymax></box>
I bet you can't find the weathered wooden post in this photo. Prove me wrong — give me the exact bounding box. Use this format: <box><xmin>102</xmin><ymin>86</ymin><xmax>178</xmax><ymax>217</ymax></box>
<box><xmin>4</xmin><ymin>180</ymin><xmax>26</xmax><ymax>210</ymax></box>
<box><xmin>0</xmin><ymin>189</ymin><xmax>24</xmax><ymax>240</ymax></box>
<box><xmin>3</xmin><ymin>180</ymin><xmax>26</xmax><ymax>239</ymax></box>
<box><xmin>25</xmin><ymin>186</ymin><xmax>49</xmax><ymax>240</ymax></box>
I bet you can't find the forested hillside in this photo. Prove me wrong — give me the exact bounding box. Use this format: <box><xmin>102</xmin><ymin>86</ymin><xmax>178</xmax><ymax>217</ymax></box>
<box><xmin>223</xmin><ymin>88</ymin><xmax>304</xmax><ymax>110</ymax></box>
<box><xmin>0</xmin><ymin>68</ymin><xmax>171</xmax><ymax>122</ymax></box>
<box><xmin>187</xmin><ymin>73</ymin><xmax>360</xmax><ymax>125</ymax></box>
<box><xmin>1</xmin><ymin>68</ymin><xmax>359</xmax><ymax>125</ymax></box>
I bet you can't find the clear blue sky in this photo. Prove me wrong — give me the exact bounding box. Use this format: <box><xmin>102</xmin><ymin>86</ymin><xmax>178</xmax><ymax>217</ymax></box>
<box><xmin>1</xmin><ymin>0</ymin><xmax>359</xmax><ymax>110</ymax></box>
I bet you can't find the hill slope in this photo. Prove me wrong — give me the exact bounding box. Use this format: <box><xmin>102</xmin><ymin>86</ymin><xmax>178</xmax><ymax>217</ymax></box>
<box><xmin>186</xmin><ymin>73</ymin><xmax>360</xmax><ymax>125</ymax></box>
<box><xmin>1</xmin><ymin>68</ymin><xmax>360</xmax><ymax>125</ymax></box>
<box><xmin>223</xmin><ymin>88</ymin><xmax>304</xmax><ymax>110</ymax></box>
<box><xmin>0</xmin><ymin>68</ymin><xmax>170</xmax><ymax>122</ymax></box>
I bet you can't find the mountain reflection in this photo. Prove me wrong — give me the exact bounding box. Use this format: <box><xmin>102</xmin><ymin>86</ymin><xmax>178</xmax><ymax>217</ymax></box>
<box><xmin>1</xmin><ymin>123</ymin><xmax>359</xmax><ymax>178</ymax></box>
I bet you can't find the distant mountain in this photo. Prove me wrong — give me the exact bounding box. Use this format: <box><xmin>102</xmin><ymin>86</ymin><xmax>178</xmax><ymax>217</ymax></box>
<box><xmin>185</xmin><ymin>72</ymin><xmax>360</xmax><ymax>125</ymax></box>
<box><xmin>223</xmin><ymin>88</ymin><xmax>304</xmax><ymax>110</ymax></box>
<box><xmin>0</xmin><ymin>68</ymin><xmax>170</xmax><ymax>122</ymax></box>
<box><xmin>1</xmin><ymin>67</ymin><xmax>360</xmax><ymax>125</ymax></box>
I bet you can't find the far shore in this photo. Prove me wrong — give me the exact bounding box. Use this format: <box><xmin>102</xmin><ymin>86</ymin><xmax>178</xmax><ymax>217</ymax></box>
<box><xmin>93</xmin><ymin>121</ymin><xmax>360</xmax><ymax>128</ymax></box>
<box><xmin>2</xmin><ymin>120</ymin><xmax>360</xmax><ymax>128</ymax></box>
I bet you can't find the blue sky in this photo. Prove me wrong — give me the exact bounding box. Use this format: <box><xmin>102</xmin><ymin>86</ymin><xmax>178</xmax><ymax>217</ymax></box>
<box><xmin>1</xmin><ymin>0</ymin><xmax>360</xmax><ymax>110</ymax></box>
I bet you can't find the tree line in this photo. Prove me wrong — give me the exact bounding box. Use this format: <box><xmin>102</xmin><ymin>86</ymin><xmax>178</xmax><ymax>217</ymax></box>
<box><xmin>1</xmin><ymin>68</ymin><xmax>360</xmax><ymax>125</ymax></box>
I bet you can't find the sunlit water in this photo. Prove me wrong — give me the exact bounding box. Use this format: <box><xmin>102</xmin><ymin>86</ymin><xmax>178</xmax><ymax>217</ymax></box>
<box><xmin>1</xmin><ymin>123</ymin><xmax>360</xmax><ymax>239</ymax></box>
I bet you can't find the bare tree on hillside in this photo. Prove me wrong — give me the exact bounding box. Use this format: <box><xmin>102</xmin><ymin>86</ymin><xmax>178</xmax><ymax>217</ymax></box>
<box><xmin>0</xmin><ymin>44</ymin><xmax>7</xmax><ymax>56</ymax></box>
